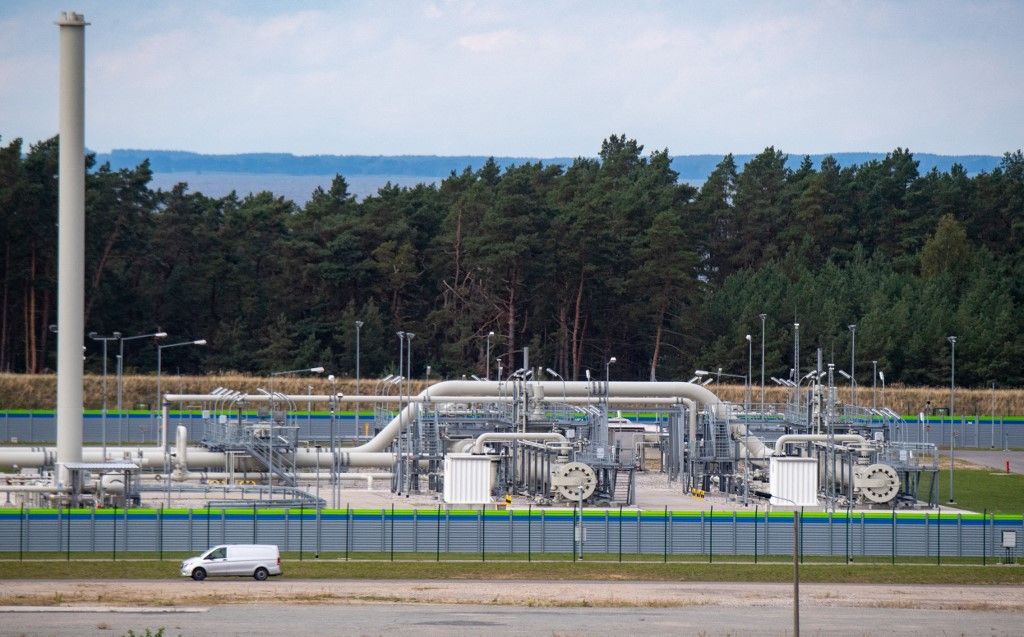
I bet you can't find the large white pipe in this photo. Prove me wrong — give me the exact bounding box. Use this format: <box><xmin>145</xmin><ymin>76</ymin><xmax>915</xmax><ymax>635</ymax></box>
<box><xmin>155</xmin><ymin>471</ymin><xmax>394</xmax><ymax>481</ymax></box>
<box><xmin>730</xmin><ymin>422</ymin><xmax>773</xmax><ymax>460</ymax></box>
<box><xmin>351</xmin><ymin>381</ymin><xmax>722</xmax><ymax>454</ymax></box>
<box><xmin>6</xmin><ymin>381</ymin><xmax>722</xmax><ymax>471</ymax></box>
<box><xmin>54</xmin><ymin>11</ymin><xmax>88</xmax><ymax>487</ymax></box>
<box><xmin>0</xmin><ymin>484</ymin><xmax>65</xmax><ymax>493</ymax></box>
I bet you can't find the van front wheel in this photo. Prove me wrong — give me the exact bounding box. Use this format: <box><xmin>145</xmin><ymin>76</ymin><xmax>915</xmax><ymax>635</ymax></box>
<box><xmin>253</xmin><ymin>567</ymin><xmax>269</xmax><ymax>581</ymax></box>
<box><xmin>191</xmin><ymin>567</ymin><xmax>207</xmax><ymax>581</ymax></box>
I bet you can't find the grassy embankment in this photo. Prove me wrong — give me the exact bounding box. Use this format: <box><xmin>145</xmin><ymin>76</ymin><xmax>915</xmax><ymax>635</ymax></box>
<box><xmin>0</xmin><ymin>558</ymin><xmax>1021</xmax><ymax>585</ymax></box>
<box><xmin>919</xmin><ymin>466</ymin><xmax>1024</xmax><ymax>514</ymax></box>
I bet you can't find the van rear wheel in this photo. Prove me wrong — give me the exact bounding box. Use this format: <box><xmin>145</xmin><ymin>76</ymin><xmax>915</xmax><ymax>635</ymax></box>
<box><xmin>191</xmin><ymin>567</ymin><xmax>207</xmax><ymax>581</ymax></box>
<box><xmin>253</xmin><ymin>567</ymin><xmax>269</xmax><ymax>581</ymax></box>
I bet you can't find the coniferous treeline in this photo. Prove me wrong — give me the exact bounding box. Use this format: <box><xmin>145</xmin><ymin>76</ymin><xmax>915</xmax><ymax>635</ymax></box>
<box><xmin>1</xmin><ymin>134</ymin><xmax>1022</xmax><ymax>387</ymax></box>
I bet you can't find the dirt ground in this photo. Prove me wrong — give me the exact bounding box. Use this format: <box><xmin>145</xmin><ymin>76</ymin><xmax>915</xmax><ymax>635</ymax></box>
<box><xmin>2</xmin><ymin>579</ymin><xmax>1023</xmax><ymax>612</ymax></box>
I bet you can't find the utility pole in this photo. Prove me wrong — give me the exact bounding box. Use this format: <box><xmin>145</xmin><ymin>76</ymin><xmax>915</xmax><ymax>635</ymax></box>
<box><xmin>355</xmin><ymin>320</ymin><xmax>363</xmax><ymax>437</ymax></box>
<box><xmin>793</xmin><ymin>323</ymin><xmax>800</xmax><ymax>387</ymax></box>
<box><xmin>759</xmin><ymin>313</ymin><xmax>767</xmax><ymax>414</ymax></box>
<box><xmin>872</xmin><ymin>360</ymin><xmax>877</xmax><ymax>412</ymax></box>
<box><xmin>848</xmin><ymin>324</ymin><xmax>857</xmax><ymax>408</ymax></box>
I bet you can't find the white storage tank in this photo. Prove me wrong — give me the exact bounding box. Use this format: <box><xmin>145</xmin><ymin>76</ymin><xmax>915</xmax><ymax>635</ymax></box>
<box><xmin>443</xmin><ymin>453</ymin><xmax>494</xmax><ymax>504</ymax></box>
<box><xmin>769</xmin><ymin>457</ymin><xmax>818</xmax><ymax>506</ymax></box>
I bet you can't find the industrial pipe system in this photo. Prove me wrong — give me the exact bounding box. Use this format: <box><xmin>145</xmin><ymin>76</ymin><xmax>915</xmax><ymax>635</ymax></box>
<box><xmin>0</xmin><ymin>381</ymin><xmax>723</xmax><ymax>472</ymax></box>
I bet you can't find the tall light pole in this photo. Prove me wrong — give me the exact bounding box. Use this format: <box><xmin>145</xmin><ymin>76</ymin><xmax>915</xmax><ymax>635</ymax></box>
<box><xmin>327</xmin><ymin>373</ymin><xmax>337</xmax><ymax>506</ymax></box>
<box><xmin>793</xmin><ymin>323</ymin><xmax>800</xmax><ymax>392</ymax></box>
<box><xmin>118</xmin><ymin>331</ymin><xmax>167</xmax><ymax>443</ymax></box>
<box><xmin>605</xmin><ymin>356</ymin><xmax>616</xmax><ymax>400</ymax></box>
<box><xmin>395</xmin><ymin>332</ymin><xmax>405</xmax><ymax>493</ymax></box>
<box><xmin>746</xmin><ymin>334</ymin><xmax>753</xmax><ymax>412</ymax></box>
<box><xmin>355</xmin><ymin>320</ymin><xmax>363</xmax><ymax>438</ymax></box>
<box><xmin>157</xmin><ymin>338</ymin><xmax>206</xmax><ymax>508</ymax></box>
<box><xmin>847</xmin><ymin>324</ymin><xmax>857</xmax><ymax>408</ymax></box>
<box><xmin>948</xmin><ymin>335</ymin><xmax>957</xmax><ymax>505</ymax></box>
<box><xmin>872</xmin><ymin>360</ymin><xmax>878</xmax><ymax>412</ymax></box>
<box><xmin>991</xmin><ymin>380</ymin><xmax>996</xmax><ymax>449</ymax></box>
<box><xmin>546</xmin><ymin>368</ymin><xmax>567</xmax><ymax>404</ymax></box>
<box><xmin>485</xmin><ymin>331</ymin><xmax>495</xmax><ymax>380</ymax></box>
<box><xmin>759</xmin><ymin>313</ymin><xmax>767</xmax><ymax>415</ymax></box>
<box><xmin>88</xmin><ymin>331</ymin><xmax>120</xmax><ymax>461</ymax></box>
<box><xmin>404</xmin><ymin>332</ymin><xmax>415</xmax><ymax>493</ymax></box>
<box><xmin>947</xmin><ymin>336</ymin><xmax>957</xmax><ymax>419</ymax></box>
<box><xmin>156</xmin><ymin>339</ymin><xmax>206</xmax><ymax>448</ymax></box>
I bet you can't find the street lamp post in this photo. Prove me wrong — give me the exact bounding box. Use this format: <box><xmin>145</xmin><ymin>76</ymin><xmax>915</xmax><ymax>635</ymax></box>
<box><xmin>546</xmin><ymin>368</ymin><xmax>567</xmax><ymax>404</ymax></box>
<box><xmin>746</xmin><ymin>334</ymin><xmax>753</xmax><ymax>412</ymax></box>
<box><xmin>156</xmin><ymin>339</ymin><xmax>206</xmax><ymax>448</ymax></box>
<box><xmin>88</xmin><ymin>332</ymin><xmax>121</xmax><ymax>461</ymax></box>
<box><xmin>742</xmin><ymin>333</ymin><xmax>753</xmax><ymax>506</ymax></box>
<box><xmin>328</xmin><ymin>374</ymin><xmax>337</xmax><ymax>507</ymax></box>
<box><xmin>991</xmin><ymin>381</ymin><xmax>996</xmax><ymax>449</ymax></box>
<box><xmin>355</xmin><ymin>320</ymin><xmax>363</xmax><ymax>438</ymax></box>
<box><xmin>872</xmin><ymin>360</ymin><xmax>878</xmax><ymax>412</ymax></box>
<box><xmin>848</xmin><ymin>324</ymin><xmax>857</xmax><ymax>408</ymax></box>
<box><xmin>948</xmin><ymin>336</ymin><xmax>957</xmax><ymax>420</ymax></box>
<box><xmin>948</xmin><ymin>335</ymin><xmax>957</xmax><ymax>504</ymax></box>
<box><xmin>395</xmin><ymin>332</ymin><xmax>405</xmax><ymax>493</ymax></box>
<box><xmin>759</xmin><ymin>313</ymin><xmax>767</xmax><ymax>415</ymax></box>
<box><xmin>157</xmin><ymin>338</ymin><xmax>206</xmax><ymax>507</ymax></box>
<box><xmin>404</xmin><ymin>332</ymin><xmax>416</xmax><ymax>494</ymax></box>
<box><xmin>793</xmin><ymin>323</ymin><xmax>800</xmax><ymax>390</ymax></box>
<box><xmin>605</xmin><ymin>356</ymin><xmax>616</xmax><ymax>399</ymax></box>
<box><xmin>118</xmin><ymin>331</ymin><xmax>168</xmax><ymax>443</ymax></box>
<box><xmin>485</xmin><ymin>331</ymin><xmax>495</xmax><ymax>380</ymax></box>
<box><xmin>715</xmin><ymin>369</ymin><xmax>748</xmax><ymax>387</ymax></box>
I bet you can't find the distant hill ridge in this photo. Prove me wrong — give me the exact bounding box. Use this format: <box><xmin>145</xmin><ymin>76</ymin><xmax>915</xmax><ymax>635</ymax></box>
<box><xmin>96</xmin><ymin>149</ymin><xmax>1006</xmax><ymax>181</ymax></box>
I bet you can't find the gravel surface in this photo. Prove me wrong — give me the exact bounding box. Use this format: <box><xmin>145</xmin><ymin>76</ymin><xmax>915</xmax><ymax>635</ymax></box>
<box><xmin>2</xmin><ymin>579</ymin><xmax>1023</xmax><ymax>612</ymax></box>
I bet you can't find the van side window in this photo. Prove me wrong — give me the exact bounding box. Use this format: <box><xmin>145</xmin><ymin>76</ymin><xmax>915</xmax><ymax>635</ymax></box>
<box><xmin>206</xmin><ymin>547</ymin><xmax>226</xmax><ymax>560</ymax></box>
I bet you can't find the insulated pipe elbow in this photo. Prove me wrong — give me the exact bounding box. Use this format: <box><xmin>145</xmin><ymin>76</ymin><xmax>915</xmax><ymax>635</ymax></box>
<box><xmin>730</xmin><ymin>422</ymin><xmax>772</xmax><ymax>459</ymax></box>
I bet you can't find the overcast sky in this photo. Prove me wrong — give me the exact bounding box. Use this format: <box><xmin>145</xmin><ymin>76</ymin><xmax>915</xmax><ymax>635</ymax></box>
<box><xmin>1</xmin><ymin>1</ymin><xmax>1021</xmax><ymax>157</ymax></box>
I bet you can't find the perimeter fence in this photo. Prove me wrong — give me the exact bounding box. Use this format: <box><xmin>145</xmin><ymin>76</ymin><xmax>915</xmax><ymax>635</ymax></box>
<box><xmin>1</xmin><ymin>507</ymin><xmax>1021</xmax><ymax>564</ymax></box>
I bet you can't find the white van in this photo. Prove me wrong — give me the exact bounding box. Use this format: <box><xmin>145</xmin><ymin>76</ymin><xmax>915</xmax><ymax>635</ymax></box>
<box><xmin>180</xmin><ymin>544</ymin><xmax>281</xmax><ymax>581</ymax></box>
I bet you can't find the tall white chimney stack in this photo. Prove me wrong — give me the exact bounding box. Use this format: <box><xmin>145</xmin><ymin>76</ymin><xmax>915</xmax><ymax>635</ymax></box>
<box><xmin>55</xmin><ymin>11</ymin><xmax>88</xmax><ymax>486</ymax></box>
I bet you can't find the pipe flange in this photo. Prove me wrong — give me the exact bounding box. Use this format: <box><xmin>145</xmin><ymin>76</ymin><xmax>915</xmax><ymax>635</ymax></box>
<box><xmin>858</xmin><ymin>463</ymin><xmax>900</xmax><ymax>503</ymax></box>
<box><xmin>554</xmin><ymin>462</ymin><xmax>597</xmax><ymax>500</ymax></box>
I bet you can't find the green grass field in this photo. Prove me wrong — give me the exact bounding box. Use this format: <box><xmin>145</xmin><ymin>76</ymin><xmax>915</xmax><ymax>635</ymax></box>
<box><xmin>919</xmin><ymin>467</ymin><xmax>1024</xmax><ymax>513</ymax></box>
<box><xmin>0</xmin><ymin>558</ymin><xmax>1021</xmax><ymax>585</ymax></box>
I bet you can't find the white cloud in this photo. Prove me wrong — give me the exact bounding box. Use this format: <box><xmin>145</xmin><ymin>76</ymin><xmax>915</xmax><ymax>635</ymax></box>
<box><xmin>1</xmin><ymin>1</ymin><xmax>1021</xmax><ymax>156</ymax></box>
<box><xmin>457</xmin><ymin>29</ymin><xmax>522</xmax><ymax>53</ymax></box>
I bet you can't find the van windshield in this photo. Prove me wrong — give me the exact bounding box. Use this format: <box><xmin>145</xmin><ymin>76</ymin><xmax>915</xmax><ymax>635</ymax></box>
<box><xmin>204</xmin><ymin>547</ymin><xmax>226</xmax><ymax>560</ymax></box>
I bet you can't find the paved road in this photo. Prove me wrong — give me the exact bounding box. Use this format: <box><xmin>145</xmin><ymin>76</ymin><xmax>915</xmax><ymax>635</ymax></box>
<box><xmin>2</xmin><ymin>601</ymin><xmax>1022</xmax><ymax>636</ymax></box>
<box><xmin>2</xmin><ymin>580</ymin><xmax>1023</xmax><ymax>636</ymax></box>
<box><xmin>956</xmin><ymin>449</ymin><xmax>1024</xmax><ymax>474</ymax></box>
